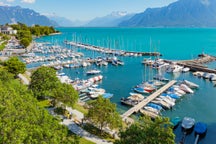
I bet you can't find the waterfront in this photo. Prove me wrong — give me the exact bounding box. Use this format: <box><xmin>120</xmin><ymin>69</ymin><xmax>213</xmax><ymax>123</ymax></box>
<box><xmin>32</xmin><ymin>28</ymin><xmax>216</xmax><ymax>144</ymax></box>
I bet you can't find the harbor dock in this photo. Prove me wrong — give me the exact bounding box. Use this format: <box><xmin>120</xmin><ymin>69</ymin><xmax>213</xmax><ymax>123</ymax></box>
<box><xmin>121</xmin><ymin>80</ymin><xmax>177</xmax><ymax>120</ymax></box>
<box><xmin>163</xmin><ymin>54</ymin><xmax>216</xmax><ymax>74</ymax></box>
<box><xmin>65</xmin><ymin>41</ymin><xmax>161</xmax><ymax>56</ymax></box>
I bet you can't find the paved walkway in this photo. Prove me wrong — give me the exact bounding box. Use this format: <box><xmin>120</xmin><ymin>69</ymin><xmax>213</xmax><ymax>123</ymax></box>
<box><xmin>18</xmin><ymin>73</ymin><xmax>30</xmax><ymax>85</ymax></box>
<box><xmin>62</xmin><ymin>119</ymin><xmax>112</xmax><ymax>144</ymax></box>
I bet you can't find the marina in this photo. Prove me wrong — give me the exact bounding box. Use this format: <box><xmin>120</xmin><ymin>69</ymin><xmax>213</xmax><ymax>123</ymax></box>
<box><xmin>121</xmin><ymin>80</ymin><xmax>177</xmax><ymax>120</ymax></box>
<box><xmin>27</xmin><ymin>27</ymin><xmax>216</xmax><ymax>143</ymax></box>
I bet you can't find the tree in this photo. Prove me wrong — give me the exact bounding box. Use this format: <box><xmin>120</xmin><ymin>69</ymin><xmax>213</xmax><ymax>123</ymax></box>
<box><xmin>29</xmin><ymin>66</ymin><xmax>60</xmax><ymax>99</ymax></box>
<box><xmin>0</xmin><ymin>71</ymin><xmax>77</xmax><ymax>143</ymax></box>
<box><xmin>86</xmin><ymin>96</ymin><xmax>122</xmax><ymax>134</ymax></box>
<box><xmin>20</xmin><ymin>37</ymin><xmax>30</xmax><ymax>48</ymax></box>
<box><xmin>29</xmin><ymin>66</ymin><xmax>78</xmax><ymax>107</ymax></box>
<box><xmin>53</xmin><ymin>83</ymin><xmax>79</xmax><ymax>107</ymax></box>
<box><xmin>5</xmin><ymin>57</ymin><xmax>26</xmax><ymax>75</ymax></box>
<box><xmin>115</xmin><ymin>116</ymin><xmax>175</xmax><ymax>144</ymax></box>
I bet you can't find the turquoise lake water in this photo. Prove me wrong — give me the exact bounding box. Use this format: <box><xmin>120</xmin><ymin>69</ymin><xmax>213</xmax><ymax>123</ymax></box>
<box><xmin>35</xmin><ymin>28</ymin><xmax>216</xmax><ymax>144</ymax></box>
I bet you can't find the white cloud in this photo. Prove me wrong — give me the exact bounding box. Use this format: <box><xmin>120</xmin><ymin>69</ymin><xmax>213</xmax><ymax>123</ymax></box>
<box><xmin>21</xmin><ymin>0</ymin><xmax>35</xmax><ymax>3</ymax></box>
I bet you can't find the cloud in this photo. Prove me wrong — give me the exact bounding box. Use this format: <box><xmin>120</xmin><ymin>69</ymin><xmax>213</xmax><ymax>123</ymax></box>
<box><xmin>21</xmin><ymin>0</ymin><xmax>35</xmax><ymax>3</ymax></box>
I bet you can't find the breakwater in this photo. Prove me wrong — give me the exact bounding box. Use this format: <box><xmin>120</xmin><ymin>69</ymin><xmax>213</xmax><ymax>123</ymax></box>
<box><xmin>65</xmin><ymin>41</ymin><xmax>161</xmax><ymax>56</ymax></box>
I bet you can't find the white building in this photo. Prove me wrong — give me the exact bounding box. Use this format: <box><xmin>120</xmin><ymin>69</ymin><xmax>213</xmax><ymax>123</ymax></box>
<box><xmin>0</xmin><ymin>26</ymin><xmax>17</xmax><ymax>35</ymax></box>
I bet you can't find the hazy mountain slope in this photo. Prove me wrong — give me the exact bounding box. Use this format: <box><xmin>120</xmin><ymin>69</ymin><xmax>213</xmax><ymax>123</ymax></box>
<box><xmin>120</xmin><ymin>0</ymin><xmax>216</xmax><ymax>27</ymax></box>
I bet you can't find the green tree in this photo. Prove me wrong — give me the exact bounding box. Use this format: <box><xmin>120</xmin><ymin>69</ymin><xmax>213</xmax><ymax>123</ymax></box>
<box><xmin>0</xmin><ymin>71</ymin><xmax>77</xmax><ymax>143</ymax></box>
<box><xmin>5</xmin><ymin>57</ymin><xmax>26</xmax><ymax>75</ymax></box>
<box><xmin>20</xmin><ymin>37</ymin><xmax>30</xmax><ymax>47</ymax></box>
<box><xmin>53</xmin><ymin>83</ymin><xmax>79</xmax><ymax>107</ymax></box>
<box><xmin>115</xmin><ymin>116</ymin><xmax>175</xmax><ymax>144</ymax></box>
<box><xmin>29</xmin><ymin>66</ymin><xmax>60</xmax><ymax>99</ymax></box>
<box><xmin>86</xmin><ymin>96</ymin><xmax>122</xmax><ymax>134</ymax></box>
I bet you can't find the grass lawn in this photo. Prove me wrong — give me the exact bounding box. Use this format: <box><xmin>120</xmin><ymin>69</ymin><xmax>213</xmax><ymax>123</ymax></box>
<box><xmin>68</xmin><ymin>131</ymin><xmax>95</xmax><ymax>144</ymax></box>
<box><xmin>0</xmin><ymin>43</ymin><xmax>6</xmax><ymax>51</ymax></box>
<box><xmin>73</xmin><ymin>103</ymin><xmax>88</xmax><ymax>115</ymax></box>
<box><xmin>82</xmin><ymin>123</ymin><xmax>115</xmax><ymax>143</ymax></box>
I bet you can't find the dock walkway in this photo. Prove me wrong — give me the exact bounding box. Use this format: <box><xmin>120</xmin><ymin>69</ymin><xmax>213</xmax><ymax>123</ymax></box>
<box><xmin>121</xmin><ymin>80</ymin><xmax>177</xmax><ymax>120</ymax></box>
<box><xmin>66</xmin><ymin>41</ymin><xmax>161</xmax><ymax>56</ymax></box>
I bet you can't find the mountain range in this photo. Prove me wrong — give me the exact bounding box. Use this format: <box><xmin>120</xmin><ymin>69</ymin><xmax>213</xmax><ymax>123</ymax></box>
<box><xmin>120</xmin><ymin>0</ymin><xmax>216</xmax><ymax>27</ymax></box>
<box><xmin>47</xmin><ymin>15</ymin><xmax>87</xmax><ymax>27</ymax></box>
<box><xmin>85</xmin><ymin>11</ymin><xmax>134</xmax><ymax>27</ymax></box>
<box><xmin>0</xmin><ymin>6</ymin><xmax>57</xmax><ymax>26</ymax></box>
<box><xmin>0</xmin><ymin>0</ymin><xmax>216</xmax><ymax>27</ymax></box>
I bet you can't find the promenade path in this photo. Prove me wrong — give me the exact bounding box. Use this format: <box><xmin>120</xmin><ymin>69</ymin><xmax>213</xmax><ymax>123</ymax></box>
<box><xmin>18</xmin><ymin>73</ymin><xmax>30</xmax><ymax>85</ymax></box>
<box><xmin>122</xmin><ymin>80</ymin><xmax>177</xmax><ymax>120</ymax></box>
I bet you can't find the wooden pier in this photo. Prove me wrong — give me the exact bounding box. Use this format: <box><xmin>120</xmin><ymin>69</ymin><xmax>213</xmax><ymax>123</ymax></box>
<box><xmin>66</xmin><ymin>41</ymin><xmax>161</xmax><ymax>56</ymax></box>
<box><xmin>121</xmin><ymin>80</ymin><xmax>176</xmax><ymax>120</ymax></box>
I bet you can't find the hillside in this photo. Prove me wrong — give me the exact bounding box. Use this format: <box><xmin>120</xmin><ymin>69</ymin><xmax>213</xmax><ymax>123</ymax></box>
<box><xmin>119</xmin><ymin>0</ymin><xmax>216</xmax><ymax>27</ymax></box>
<box><xmin>85</xmin><ymin>11</ymin><xmax>134</xmax><ymax>27</ymax></box>
<box><xmin>0</xmin><ymin>6</ymin><xmax>57</xmax><ymax>26</ymax></box>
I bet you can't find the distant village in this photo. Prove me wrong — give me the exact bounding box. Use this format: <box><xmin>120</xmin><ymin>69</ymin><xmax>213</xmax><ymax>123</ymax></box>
<box><xmin>0</xmin><ymin>25</ymin><xmax>26</xmax><ymax>59</ymax></box>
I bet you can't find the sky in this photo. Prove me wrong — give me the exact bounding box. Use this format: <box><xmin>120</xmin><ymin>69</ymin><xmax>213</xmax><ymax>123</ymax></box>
<box><xmin>0</xmin><ymin>0</ymin><xmax>177</xmax><ymax>21</ymax></box>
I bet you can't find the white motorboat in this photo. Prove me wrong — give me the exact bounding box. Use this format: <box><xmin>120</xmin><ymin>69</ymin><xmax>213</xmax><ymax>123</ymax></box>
<box><xmin>182</xmin><ymin>67</ymin><xmax>190</xmax><ymax>72</ymax></box>
<box><xmin>179</xmin><ymin>84</ymin><xmax>194</xmax><ymax>93</ymax></box>
<box><xmin>183</xmin><ymin>80</ymin><xmax>199</xmax><ymax>88</ymax></box>
<box><xmin>86</xmin><ymin>69</ymin><xmax>101</xmax><ymax>75</ymax></box>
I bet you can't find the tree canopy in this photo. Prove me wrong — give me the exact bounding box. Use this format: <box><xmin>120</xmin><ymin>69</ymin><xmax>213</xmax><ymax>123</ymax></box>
<box><xmin>115</xmin><ymin>116</ymin><xmax>175</xmax><ymax>144</ymax></box>
<box><xmin>5</xmin><ymin>56</ymin><xmax>26</xmax><ymax>75</ymax></box>
<box><xmin>29</xmin><ymin>66</ymin><xmax>78</xmax><ymax>107</ymax></box>
<box><xmin>10</xmin><ymin>23</ymin><xmax>58</xmax><ymax>48</ymax></box>
<box><xmin>86</xmin><ymin>96</ymin><xmax>122</xmax><ymax>134</ymax></box>
<box><xmin>0</xmin><ymin>68</ymin><xmax>77</xmax><ymax>143</ymax></box>
<box><xmin>29</xmin><ymin>66</ymin><xmax>60</xmax><ymax>99</ymax></box>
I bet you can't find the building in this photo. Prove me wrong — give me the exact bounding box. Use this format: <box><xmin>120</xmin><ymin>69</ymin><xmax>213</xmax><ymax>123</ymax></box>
<box><xmin>0</xmin><ymin>26</ymin><xmax>17</xmax><ymax>35</ymax></box>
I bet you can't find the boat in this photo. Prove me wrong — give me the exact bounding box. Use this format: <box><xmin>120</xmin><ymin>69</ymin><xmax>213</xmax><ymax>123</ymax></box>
<box><xmin>117</xmin><ymin>59</ymin><xmax>124</xmax><ymax>65</ymax></box>
<box><xmin>88</xmin><ymin>75</ymin><xmax>103</xmax><ymax>83</ymax></box>
<box><xmin>182</xmin><ymin>80</ymin><xmax>199</xmax><ymax>89</ymax></box>
<box><xmin>181</xmin><ymin>117</ymin><xmax>195</xmax><ymax>131</ymax></box>
<box><xmin>182</xmin><ymin>67</ymin><xmax>190</xmax><ymax>72</ymax></box>
<box><xmin>179</xmin><ymin>84</ymin><xmax>194</xmax><ymax>93</ymax></box>
<box><xmin>170</xmin><ymin>117</ymin><xmax>181</xmax><ymax>129</ymax></box>
<box><xmin>202</xmin><ymin>72</ymin><xmax>211</xmax><ymax>79</ymax></box>
<box><xmin>147</xmin><ymin>103</ymin><xmax>163</xmax><ymax>111</ymax></box>
<box><xmin>194</xmin><ymin>122</ymin><xmax>207</xmax><ymax>144</ymax></box>
<box><xmin>165</xmin><ymin>93</ymin><xmax>180</xmax><ymax>99</ymax></box>
<box><xmin>144</xmin><ymin>106</ymin><xmax>160</xmax><ymax>115</ymax></box>
<box><xmin>133</xmin><ymin>87</ymin><xmax>149</xmax><ymax>94</ymax></box>
<box><xmin>153</xmin><ymin>74</ymin><xmax>169</xmax><ymax>82</ymax></box>
<box><xmin>140</xmin><ymin>109</ymin><xmax>158</xmax><ymax>119</ymax></box>
<box><xmin>86</xmin><ymin>69</ymin><xmax>101</xmax><ymax>75</ymax></box>
<box><xmin>166</xmin><ymin>64</ymin><xmax>183</xmax><ymax>73</ymax></box>
<box><xmin>102</xmin><ymin>93</ymin><xmax>113</xmax><ymax>99</ymax></box>
<box><xmin>209</xmin><ymin>74</ymin><xmax>216</xmax><ymax>81</ymax></box>
<box><xmin>111</xmin><ymin>60</ymin><xmax>118</xmax><ymax>66</ymax></box>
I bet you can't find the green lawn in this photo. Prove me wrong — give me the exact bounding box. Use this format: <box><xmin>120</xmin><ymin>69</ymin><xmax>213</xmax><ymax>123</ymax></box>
<box><xmin>68</xmin><ymin>132</ymin><xmax>95</xmax><ymax>144</ymax></box>
<box><xmin>82</xmin><ymin>123</ymin><xmax>115</xmax><ymax>143</ymax></box>
<box><xmin>73</xmin><ymin>103</ymin><xmax>88</xmax><ymax>115</ymax></box>
<box><xmin>0</xmin><ymin>43</ymin><xmax>6</xmax><ymax>51</ymax></box>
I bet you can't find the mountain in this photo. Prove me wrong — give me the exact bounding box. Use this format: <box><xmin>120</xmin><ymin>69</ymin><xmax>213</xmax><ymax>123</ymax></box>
<box><xmin>85</xmin><ymin>11</ymin><xmax>134</xmax><ymax>27</ymax></box>
<box><xmin>119</xmin><ymin>0</ymin><xmax>216</xmax><ymax>27</ymax></box>
<box><xmin>47</xmin><ymin>15</ymin><xmax>87</xmax><ymax>27</ymax></box>
<box><xmin>0</xmin><ymin>6</ymin><xmax>58</xmax><ymax>26</ymax></box>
